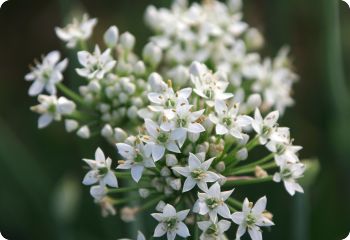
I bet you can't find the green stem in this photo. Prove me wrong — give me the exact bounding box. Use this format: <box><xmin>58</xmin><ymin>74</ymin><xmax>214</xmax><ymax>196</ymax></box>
<box><xmin>229</xmin><ymin>153</ymin><xmax>274</xmax><ymax>174</ymax></box>
<box><xmin>57</xmin><ymin>83</ymin><xmax>85</xmax><ymax>106</ymax></box>
<box><xmin>108</xmin><ymin>186</ymin><xmax>149</xmax><ymax>194</ymax></box>
<box><xmin>227</xmin><ymin>197</ymin><xmax>243</xmax><ymax>210</ymax></box>
<box><xmin>224</xmin><ymin>176</ymin><xmax>273</xmax><ymax>187</ymax></box>
<box><xmin>139</xmin><ymin>195</ymin><xmax>166</xmax><ymax>212</ymax></box>
<box><xmin>194</xmin><ymin>215</ymin><xmax>199</xmax><ymax>240</ymax></box>
<box><xmin>232</xmin><ymin>162</ymin><xmax>278</xmax><ymax>175</ymax></box>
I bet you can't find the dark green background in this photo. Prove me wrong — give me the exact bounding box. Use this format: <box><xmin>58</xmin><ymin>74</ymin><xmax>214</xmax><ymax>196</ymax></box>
<box><xmin>0</xmin><ymin>0</ymin><xmax>349</xmax><ymax>239</ymax></box>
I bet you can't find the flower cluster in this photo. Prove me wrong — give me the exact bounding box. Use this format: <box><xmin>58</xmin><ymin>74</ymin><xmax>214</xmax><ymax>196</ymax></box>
<box><xmin>25</xmin><ymin>0</ymin><xmax>306</xmax><ymax>239</ymax></box>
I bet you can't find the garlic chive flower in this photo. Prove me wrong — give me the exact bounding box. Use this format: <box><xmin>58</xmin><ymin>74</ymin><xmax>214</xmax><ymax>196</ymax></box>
<box><xmin>231</xmin><ymin>196</ymin><xmax>274</xmax><ymax>240</ymax></box>
<box><xmin>190</xmin><ymin>61</ymin><xmax>233</xmax><ymax>106</ymax></box>
<box><xmin>55</xmin><ymin>14</ymin><xmax>97</xmax><ymax>49</ymax></box>
<box><xmin>209</xmin><ymin>100</ymin><xmax>252</xmax><ymax>139</ymax></box>
<box><xmin>76</xmin><ymin>45</ymin><xmax>116</xmax><ymax>80</ymax></box>
<box><xmin>25</xmin><ymin>51</ymin><xmax>68</xmax><ymax>96</ymax></box>
<box><xmin>83</xmin><ymin>147</ymin><xmax>118</xmax><ymax>188</ymax></box>
<box><xmin>30</xmin><ymin>95</ymin><xmax>75</xmax><ymax>129</ymax></box>
<box><xmin>142</xmin><ymin>119</ymin><xmax>181</xmax><ymax>161</ymax></box>
<box><xmin>273</xmin><ymin>161</ymin><xmax>305</xmax><ymax>196</ymax></box>
<box><xmin>251</xmin><ymin>108</ymin><xmax>279</xmax><ymax>144</ymax></box>
<box><xmin>194</xmin><ymin>182</ymin><xmax>233</xmax><ymax>222</ymax></box>
<box><xmin>198</xmin><ymin>219</ymin><xmax>231</xmax><ymax>240</ymax></box>
<box><xmin>172</xmin><ymin>153</ymin><xmax>220</xmax><ymax>192</ymax></box>
<box><xmin>116</xmin><ymin>141</ymin><xmax>155</xmax><ymax>182</ymax></box>
<box><xmin>151</xmin><ymin>204</ymin><xmax>190</xmax><ymax>240</ymax></box>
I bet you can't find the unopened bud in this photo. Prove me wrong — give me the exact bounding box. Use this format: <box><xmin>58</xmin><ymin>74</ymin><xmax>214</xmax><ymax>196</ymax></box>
<box><xmin>156</xmin><ymin>201</ymin><xmax>166</xmax><ymax>212</ymax></box>
<box><xmin>247</xmin><ymin>94</ymin><xmax>262</xmax><ymax>110</ymax></box>
<box><xmin>121</xmin><ymin>207</ymin><xmax>138</xmax><ymax>222</ymax></box>
<box><xmin>143</xmin><ymin>42</ymin><xmax>162</xmax><ymax>67</ymax></box>
<box><xmin>216</xmin><ymin>161</ymin><xmax>226</xmax><ymax>172</ymax></box>
<box><xmin>255</xmin><ymin>166</ymin><xmax>268</xmax><ymax>178</ymax></box>
<box><xmin>120</xmin><ymin>32</ymin><xmax>135</xmax><ymax>51</ymax></box>
<box><xmin>104</xmin><ymin>25</ymin><xmax>119</xmax><ymax>48</ymax></box>
<box><xmin>166</xmin><ymin>154</ymin><xmax>178</xmax><ymax>167</ymax></box>
<box><xmin>169</xmin><ymin>178</ymin><xmax>182</xmax><ymax>191</ymax></box>
<box><xmin>77</xmin><ymin>125</ymin><xmax>90</xmax><ymax>139</ymax></box>
<box><xmin>134</xmin><ymin>61</ymin><xmax>146</xmax><ymax>76</ymax></box>
<box><xmin>114</xmin><ymin>128</ymin><xmax>127</xmax><ymax>142</ymax></box>
<box><xmin>236</xmin><ymin>148</ymin><xmax>248</xmax><ymax>161</ymax></box>
<box><xmin>65</xmin><ymin>119</ymin><xmax>79</xmax><ymax>132</ymax></box>
<box><xmin>139</xmin><ymin>188</ymin><xmax>150</xmax><ymax>198</ymax></box>
<box><xmin>161</xmin><ymin>167</ymin><xmax>171</xmax><ymax>177</ymax></box>
<box><xmin>101</xmin><ymin>124</ymin><xmax>113</xmax><ymax>138</ymax></box>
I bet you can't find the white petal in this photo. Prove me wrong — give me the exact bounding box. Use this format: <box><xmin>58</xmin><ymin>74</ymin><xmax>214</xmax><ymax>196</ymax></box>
<box><xmin>252</xmin><ymin>196</ymin><xmax>267</xmax><ymax>215</ymax></box>
<box><xmin>176</xmin><ymin>222</ymin><xmax>190</xmax><ymax>238</ymax></box>
<box><xmin>29</xmin><ymin>81</ymin><xmax>45</xmax><ymax>96</ymax></box>
<box><xmin>166</xmin><ymin>142</ymin><xmax>180</xmax><ymax>153</ymax></box>
<box><xmin>218</xmin><ymin>220</ymin><xmax>231</xmax><ymax>232</ymax></box>
<box><xmin>216</xmin><ymin>124</ymin><xmax>228</xmax><ymax>135</ymax></box>
<box><xmin>183</xmin><ymin>177</ymin><xmax>196</xmax><ymax>192</ymax></box>
<box><xmin>188</xmin><ymin>123</ymin><xmax>205</xmax><ymax>133</ymax></box>
<box><xmin>231</xmin><ymin>212</ymin><xmax>244</xmax><ymax>224</ymax></box>
<box><xmin>264</xmin><ymin>111</ymin><xmax>279</xmax><ymax>127</ymax></box>
<box><xmin>103</xmin><ymin>171</ymin><xmax>118</xmax><ymax>188</ymax></box>
<box><xmin>95</xmin><ymin>147</ymin><xmax>106</xmax><ymax>162</ymax></box>
<box><xmin>38</xmin><ymin>114</ymin><xmax>53</xmax><ymax>129</ymax></box>
<box><xmin>248</xmin><ymin>226</ymin><xmax>262</xmax><ymax>240</ymax></box>
<box><xmin>215</xmin><ymin>100</ymin><xmax>228</xmax><ymax>115</ymax></box>
<box><xmin>176</xmin><ymin>209</ymin><xmax>190</xmax><ymax>221</ymax></box>
<box><xmin>131</xmin><ymin>165</ymin><xmax>144</xmax><ymax>182</ymax></box>
<box><xmin>188</xmin><ymin>153</ymin><xmax>202</xmax><ymax>168</ymax></box>
<box><xmin>116</xmin><ymin>143</ymin><xmax>135</xmax><ymax>160</ymax></box>
<box><xmin>152</xmin><ymin>144</ymin><xmax>165</xmax><ymax>161</ymax></box>
<box><xmin>154</xmin><ymin>223</ymin><xmax>166</xmax><ymax>237</ymax></box>
<box><xmin>82</xmin><ymin>171</ymin><xmax>98</xmax><ymax>185</ymax></box>
<box><xmin>217</xmin><ymin>204</ymin><xmax>231</xmax><ymax>219</ymax></box>
<box><xmin>236</xmin><ymin>224</ymin><xmax>246</xmax><ymax>238</ymax></box>
<box><xmin>163</xmin><ymin>204</ymin><xmax>176</xmax><ymax>217</ymax></box>
<box><xmin>172</xmin><ymin>166</ymin><xmax>190</xmax><ymax>177</ymax></box>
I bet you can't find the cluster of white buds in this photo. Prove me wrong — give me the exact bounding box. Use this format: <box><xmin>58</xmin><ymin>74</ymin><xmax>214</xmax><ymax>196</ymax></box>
<box><xmin>25</xmin><ymin>0</ymin><xmax>307</xmax><ymax>239</ymax></box>
<box><xmin>146</xmin><ymin>0</ymin><xmax>297</xmax><ymax>114</ymax></box>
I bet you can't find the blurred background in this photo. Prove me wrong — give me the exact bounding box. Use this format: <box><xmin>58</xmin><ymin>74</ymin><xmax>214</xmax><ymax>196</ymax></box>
<box><xmin>0</xmin><ymin>0</ymin><xmax>349</xmax><ymax>239</ymax></box>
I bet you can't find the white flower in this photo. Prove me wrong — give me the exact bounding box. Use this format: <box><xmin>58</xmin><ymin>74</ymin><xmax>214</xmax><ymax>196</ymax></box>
<box><xmin>30</xmin><ymin>95</ymin><xmax>75</xmax><ymax>129</ymax></box>
<box><xmin>160</xmin><ymin>104</ymin><xmax>205</xmax><ymax>146</ymax></box>
<box><xmin>141</xmin><ymin>119</ymin><xmax>181</xmax><ymax>161</ymax></box>
<box><xmin>194</xmin><ymin>182</ymin><xmax>233</xmax><ymax>222</ymax></box>
<box><xmin>76</xmin><ymin>45</ymin><xmax>116</xmax><ymax>80</ymax></box>
<box><xmin>198</xmin><ymin>219</ymin><xmax>231</xmax><ymax>240</ymax></box>
<box><xmin>251</xmin><ymin>108</ymin><xmax>279</xmax><ymax>144</ymax></box>
<box><xmin>104</xmin><ymin>25</ymin><xmax>119</xmax><ymax>48</ymax></box>
<box><xmin>83</xmin><ymin>147</ymin><xmax>118</xmax><ymax>188</ymax></box>
<box><xmin>231</xmin><ymin>196</ymin><xmax>274</xmax><ymax>240</ymax></box>
<box><xmin>116</xmin><ymin>141</ymin><xmax>155</xmax><ymax>182</ymax></box>
<box><xmin>77</xmin><ymin>125</ymin><xmax>91</xmax><ymax>139</ymax></box>
<box><xmin>172</xmin><ymin>153</ymin><xmax>219</xmax><ymax>192</ymax></box>
<box><xmin>25</xmin><ymin>51</ymin><xmax>68</xmax><ymax>96</ymax></box>
<box><xmin>148</xmin><ymin>86</ymin><xmax>192</xmax><ymax>119</ymax></box>
<box><xmin>190</xmin><ymin>62</ymin><xmax>233</xmax><ymax>106</ymax></box>
<box><xmin>266</xmin><ymin>127</ymin><xmax>302</xmax><ymax>165</ymax></box>
<box><xmin>273</xmin><ymin>162</ymin><xmax>305</xmax><ymax>196</ymax></box>
<box><xmin>151</xmin><ymin>204</ymin><xmax>190</xmax><ymax>240</ymax></box>
<box><xmin>209</xmin><ymin>100</ymin><xmax>252</xmax><ymax>139</ymax></box>
<box><xmin>55</xmin><ymin>14</ymin><xmax>97</xmax><ymax>48</ymax></box>
<box><xmin>90</xmin><ymin>185</ymin><xmax>116</xmax><ymax>217</ymax></box>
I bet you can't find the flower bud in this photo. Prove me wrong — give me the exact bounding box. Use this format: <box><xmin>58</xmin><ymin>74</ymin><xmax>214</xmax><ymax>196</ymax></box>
<box><xmin>77</xmin><ymin>125</ymin><xmax>90</xmax><ymax>139</ymax></box>
<box><xmin>116</xmin><ymin>61</ymin><xmax>132</xmax><ymax>75</ymax></box>
<box><xmin>255</xmin><ymin>166</ymin><xmax>268</xmax><ymax>178</ymax></box>
<box><xmin>196</xmin><ymin>142</ymin><xmax>209</xmax><ymax>153</ymax></box>
<box><xmin>88</xmin><ymin>80</ymin><xmax>101</xmax><ymax>92</ymax></box>
<box><xmin>139</xmin><ymin>188</ymin><xmax>150</xmax><ymax>198</ymax></box>
<box><xmin>121</xmin><ymin>207</ymin><xmax>138</xmax><ymax>222</ymax></box>
<box><xmin>143</xmin><ymin>42</ymin><xmax>162</xmax><ymax>67</ymax></box>
<box><xmin>237</xmin><ymin>133</ymin><xmax>250</xmax><ymax>145</ymax></box>
<box><xmin>245</xmin><ymin>28</ymin><xmax>264</xmax><ymax>50</ymax></box>
<box><xmin>156</xmin><ymin>200</ymin><xmax>166</xmax><ymax>212</ymax></box>
<box><xmin>166</xmin><ymin>154</ymin><xmax>178</xmax><ymax>167</ymax></box>
<box><xmin>169</xmin><ymin>178</ymin><xmax>182</xmax><ymax>191</ymax></box>
<box><xmin>247</xmin><ymin>93</ymin><xmax>262</xmax><ymax>110</ymax></box>
<box><xmin>65</xmin><ymin>119</ymin><xmax>79</xmax><ymax>132</ymax></box>
<box><xmin>131</xmin><ymin>97</ymin><xmax>144</xmax><ymax>108</ymax></box>
<box><xmin>228</xmin><ymin>0</ymin><xmax>242</xmax><ymax>12</ymax></box>
<box><xmin>168</xmin><ymin>65</ymin><xmax>189</xmax><ymax>87</ymax></box>
<box><xmin>160</xmin><ymin>167</ymin><xmax>171</xmax><ymax>177</ymax></box>
<box><xmin>148</xmin><ymin>72</ymin><xmax>167</xmax><ymax>92</ymax></box>
<box><xmin>120</xmin><ymin>32</ymin><xmax>135</xmax><ymax>51</ymax></box>
<box><xmin>114</xmin><ymin>128</ymin><xmax>127</xmax><ymax>142</ymax></box>
<box><xmin>101</xmin><ymin>124</ymin><xmax>113</xmax><ymax>138</ymax></box>
<box><xmin>188</xmin><ymin>132</ymin><xmax>200</xmax><ymax>143</ymax></box>
<box><xmin>216</xmin><ymin>161</ymin><xmax>226</xmax><ymax>172</ymax></box>
<box><xmin>127</xmin><ymin>106</ymin><xmax>138</xmax><ymax>120</ymax></box>
<box><xmin>118</xmin><ymin>92</ymin><xmax>128</xmax><ymax>104</ymax></box>
<box><xmin>236</xmin><ymin>148</ymin><xmax>248</xmax><ymax>161</ymax></box>
<box><xmin>98</xmin><ymin>103</ymin><xmax>111</xmax><ymax>113</ymax></box>
<box><xmin>104</xmin><ymin>25</ymin><xmax>119</xmax><ymax>48</ymax></box>
<box><xmin>134</xmin><ymin>61</ymin><xmax>146</xmax><ymax>76</ymax></box>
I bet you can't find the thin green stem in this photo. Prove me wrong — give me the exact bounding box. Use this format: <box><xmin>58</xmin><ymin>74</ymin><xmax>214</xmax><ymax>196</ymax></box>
<box><xmin>108</xmin><ymin>185</ymin><xmax>150</xmax><ymax>194</ymax></box>
<box><xmin>227</xmin><ymin>197</ymin><xmax>243</xmax><ymax>210</ymax></box>
<box><xmin>57</xmin><ymin>83</ymin><xmax>86</xmax><ymax>106</ymax></box>
<box><xmin>224</xmin><ymin>176</ymin><xmax>273</xmax><ymax>187</ymax></box>
<box><xmin>139</xmin><ymin>195</ymin><xmax>166</xmax><ymax>212</ymax></box>
<box><xmin>229</xmin><ymin>153</ymin><xmax>274</xmax><ymax>174</ymax></box>
<box><xmin>194</xmin><ymin>215</ymin><xmax>199</xmax><ymax>240</ymax></box>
